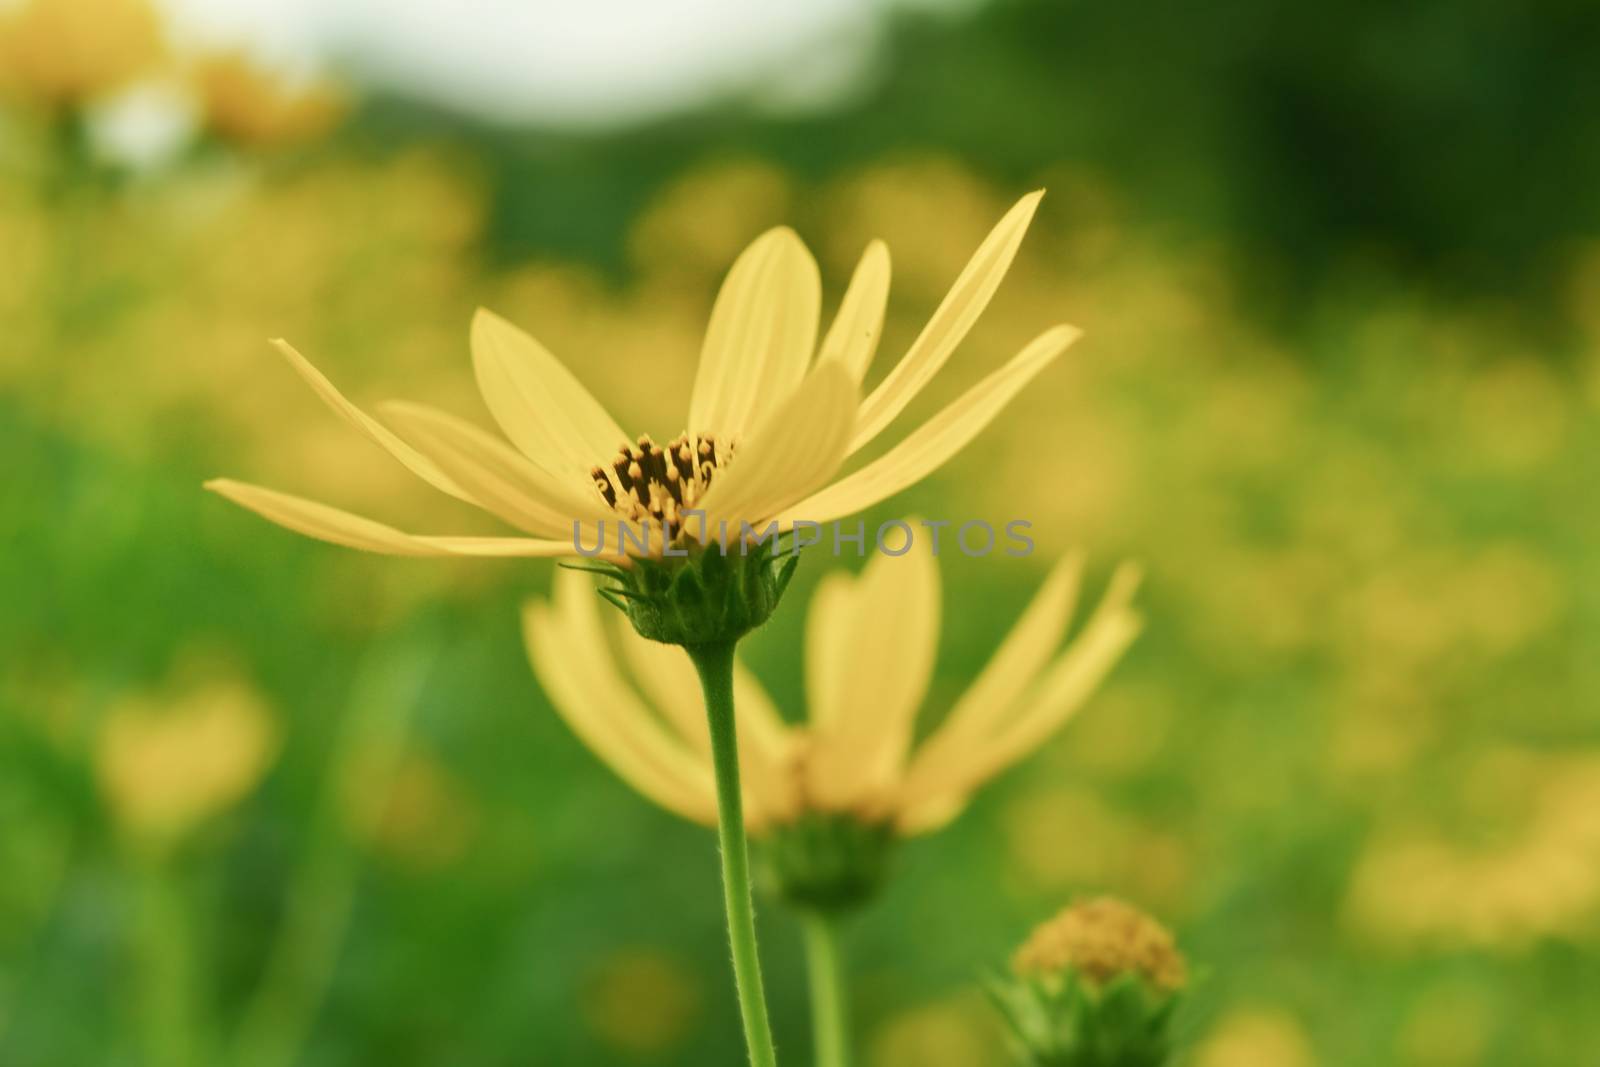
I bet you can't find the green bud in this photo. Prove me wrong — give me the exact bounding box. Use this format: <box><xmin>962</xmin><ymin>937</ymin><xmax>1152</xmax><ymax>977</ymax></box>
<box><xmin>579</xmin><ymin>539</ymin><xmax>800</xmax><ymax>649</ymax></box>
<box><xmin>755</xmin><ymin>812</ymin><xmax>897</xmax><ymax>914</ymax></box>
<box><xmin>988</xmin><ymin>898</ymin><xmax>1186</xmax><ymax>1067</ymax></box>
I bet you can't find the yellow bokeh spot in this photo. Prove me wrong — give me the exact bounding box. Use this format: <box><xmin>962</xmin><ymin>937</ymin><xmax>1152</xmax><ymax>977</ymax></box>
<box><xmin>578</xmin><ymin>949</ymin><xmax>702</xmax><ymax>1058</ymax></box>
<box><xmin>96</xmin><ymin>673</ymin><xmax>278</xmax><ymax>845</ymax></box>
<box><xmin>341</xmin><ymin>746</ymin><xmax>477</xmax><ymax>872</ymax></box>
<box><xmin>190</xmin><ymin>51</ymin><xmax>342</xmax><ymax>149</ymax></box>
<box><xmin>0</xmin><ymin>0</ymin><xmax>164</xmax><ymax>108</ymax></box>
<box><xmin>867</xmin><ymin>993</ymin><xmax>1000</xmax><ymax>1067</ymax></box>
<box><xmin>1193</xmin><ymin>1008</ymin><xmax>1318</xmax><ymax>1067</ymax></box>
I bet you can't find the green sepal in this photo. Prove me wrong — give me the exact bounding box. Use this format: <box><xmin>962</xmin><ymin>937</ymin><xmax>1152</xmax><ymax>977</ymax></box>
<box><xmin>773</xmin><ymin>553</ymin><xmax>800</xmax><ymax>601</ymax></box>
<box><xmin>557</xmin><ymin>560</ymin><xmax>628</xmax><ymax>580</ymax></box>
<box><xmin>987</xmin><ymin>967</ymin><xmax>1181</xmax><ymax>1067</ymax></box>
<box><xmin>601</xmin><ymin>538</ymin><xmax>804</xmax><ymax>649</ymax></box>
<box><xmin>596</xmin><ymin>587</ymin><xmax>631</xmax><ymax>614</ymax></box>
<box><xmin>754</xmin><ymin>812</ymin><xmax>897</xmax><ymax>914</ymax></box>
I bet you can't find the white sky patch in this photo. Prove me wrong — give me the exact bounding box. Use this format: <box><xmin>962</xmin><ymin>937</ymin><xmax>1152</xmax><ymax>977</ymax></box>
<box><xmin>86</xmin><ymin>78</ymin><xmax>199</xmax><ymax>169</ymax></box>
<box><xmin>149</xmin><ymin>0</ymin><xmax>981</xmax><ymax>126</ymax></box>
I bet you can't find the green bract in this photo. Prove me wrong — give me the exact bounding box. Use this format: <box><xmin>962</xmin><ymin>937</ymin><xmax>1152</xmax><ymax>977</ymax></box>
<box><xmin>757</xmin><ymin>812</ymin><xmax>897</xmax><ymax>914</ymax></box>
<box><xmin>987</xmin><ymin>969</ymin><xmax>1181</xmax><ymax>1067</ymax></box>
<box><xmin>578</xmin><ymin>540</ymin><xmax>800</xmax><ymax>649</ymax></box>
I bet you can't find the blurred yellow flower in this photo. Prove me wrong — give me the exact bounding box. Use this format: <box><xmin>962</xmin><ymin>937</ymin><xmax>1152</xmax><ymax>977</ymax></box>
<box><xmin>1192</xmin><ymin>1008</ymin><xmax>1317</xmax><ymax>1067</ymax></box>
<box><xmin>630</xmin><ymin>160</ymin><xmax>793</xmax><ymax>279</ymax></box>
<box><xmin>206</xmin><ymin>192</ymin><xmax>1078</xmax><ymax>562</ymax></box>
<box><xmin>95</xmin><ymin>675</ymin><xmax>278</xmax><ymax>845</ymax></box>
<box><xmin>189</xmin><ymin>51</ymin><xmax>341</xmax><ymax>149</ymax></box>
<box><xmin>0</xmin><ymin>0</ymin><xmax>164</xmax><ymax>109</ymax></box>
<box><xmin>579</xmin><ymin>949</ymin><xmax>703</xmax><ymax>1058</ymax></box>
<box><xmin>867</xmin><ymin>993</ymin><xmax>999</xmax><ymax>1067</ymax></box>
<box><xmin>1344</xmin><ymin>754</ymin><xmax>1600</xmax><ymax>949</ymax></box>
<box><xmin>341</xmin><ymin>746</ymin><xmax>477</xmax><ymax>871</ymax></box>
<box><xmin>1012</xmin><ymin>896</ymin><xmax>1187</xmax><ymax>992</ymax></box>
<box><xmin>523</xmin><ymin>532</ymin><xmax>1140</xmax><ymax>833</ymax></box>
<box><xmin>1001</xmin><ymin>786</ymin><xmax>1190</xmax><ymax>909</ymax></box>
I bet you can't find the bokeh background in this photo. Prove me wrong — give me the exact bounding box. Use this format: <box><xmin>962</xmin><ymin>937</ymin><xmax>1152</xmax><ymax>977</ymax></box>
<box><xmin>3</xmin><ymin>0</ymin><xmax>1599</xmax><ymax>1064</ymax></box>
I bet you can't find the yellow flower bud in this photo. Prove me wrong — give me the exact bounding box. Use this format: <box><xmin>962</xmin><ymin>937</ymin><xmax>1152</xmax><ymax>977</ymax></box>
<box><xmin>1013</xmin><ymin>896</ymin><xmax>1187</xmax><ymax>994</ymax></box>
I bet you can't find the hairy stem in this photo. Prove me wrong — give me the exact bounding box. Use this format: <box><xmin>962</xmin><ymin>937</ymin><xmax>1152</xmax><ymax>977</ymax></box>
<box><xmin>802</xmin><ymin>912</ymin><xmax>850</xmax><ymax>1067</ymax></box>
<box><xmin>689</xmin><ymin>641</ymin><xmax>780</xmax><ymax>1067</ymax></box>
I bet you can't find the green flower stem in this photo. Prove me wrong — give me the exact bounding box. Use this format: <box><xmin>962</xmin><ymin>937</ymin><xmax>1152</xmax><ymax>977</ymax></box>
<box><xmin>801</xmin><ymin>912</ymin><xmax>850</xmax><ymax>1067</ymax></box>
<box><xmin>688</xmin><ymin>641</ymin><xmax>779</xmax><ymax>1067</ymax></box>
<box><xmin>233</xmin><ymin>641</ymin><xmax>436</xmax><ymax>1067</ymax></box>
<box><xmin>131</xmin><ymin>855</ymin><xmax>207</xmax><ymax>1067</ymax></box>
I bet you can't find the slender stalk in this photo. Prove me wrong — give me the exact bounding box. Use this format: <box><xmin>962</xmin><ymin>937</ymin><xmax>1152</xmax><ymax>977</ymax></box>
<box><xmin>130</xmin><ymin>855</ymin><xmax>206</xmax><ymax>1067</ymax></box>
<box><xmin>232</xmin><ymin>642</ymin><xmax>435</xmax><ymax>1067</ymax></box>
<box><xmin>801</xmin><ymin>912</ymin><xmax>850</xmax><ymax>1067</ymax></box>
<box><xmin>687</xmin><ymin>641</ymin><xmax>779</xmax><ymax>1067</ymax></box>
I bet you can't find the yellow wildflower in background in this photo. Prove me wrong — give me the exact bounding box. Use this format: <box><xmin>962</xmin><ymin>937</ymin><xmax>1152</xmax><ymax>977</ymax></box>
<box><xmin>579</xmin><ymin>949</ymin><xmax>704</xmax><ymax>1059</ymax></box>
<box><xmin>0</xmin><ymin>0</ymin><xmax>164</xmax><ymax>109</ymax></box>
<box><xmin>1192</xmin><ymin>1008</ymin><xmax>1317</xmax><ymax>1067</ymax></box>
<box><xmin>190</xmin><ymin>51</ymin><xmax>342</xmax><ymax>149</ymax></box>
<box><xmin>1343</xmin><ymin>753</ymin><xmax>1600</xmax><ymax>949</ymax></box>
<box><xmin>523</xmin><ymin>531</ymin><xmax>1141</xmax><ymax>831</ymax></box>
<box><xmin>341</xmin><ymin>746</ymin><xmax>478</xmax><ymax>872</ymax></box>
<box><xmin>95</xmin><ymin>675</ymin><xmax>279</xmax><ymax>846</ymax></box>
<box><xmin>206</xmin><ymin>192</ymin><xmax>1078</xmax><ymax>561</ymax></box>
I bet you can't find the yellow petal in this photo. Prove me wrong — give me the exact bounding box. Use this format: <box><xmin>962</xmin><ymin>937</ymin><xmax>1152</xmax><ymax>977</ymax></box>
<box><xmin>471</xmin><ymin>308</ymin><xmax>628</xmax><ymax>477</ymax></box>
<box><xmin>606</xmin><ymin>612</ymin><xmax>799</xmax><ymax>825</ymax></box>
<box><xmin>692</xmin><ymin>361</ymin><xmax>857</xmax><ymax>538</ymax></box>
<box><xmin>380</xmin><ymin>400</ymin><xmax>610</xmax><ymax>540</ymax></box>
<box><xmin>893</xmin><ymin>792</ymin><xmax>966</xmax><ymax>836</ymax></box>
<box><xmin>416</xmin><ymin>536</ymin><xmax>586</xmax><ymax>557</ymax></box>
<box><xmin>523</xmin><ymin>575</ymin><xmax>717</xmax><ymax>823</ymax></box>
<box><xmin>895</xmin><ymin>554</ymin><xmax>1083</xmax><ymax>809</ymax></box>
<box><xmin>849</xmin><ymin>191</ymin><xmax>1044</xmax><ymax>452</ymax></box>
<box><xmin>894</xmin><ymin>564</ymin><xmax>1142</xmax><ymax>831</ymax></box>
<box><xmin>815</xmin><ymin>240</ymin><xmax>890</xmax><ymax>387</ymax></box>
<box><xmin>269</xmin><ymin>338</ymin><xmax>473</xmax><ymax>504</ymax></box>
<box><xmin>204</xmin><ymin>479</ymin><xmax>574</xmax><ymax>558</ymax></box>
<box><xmin>778</xmin><ymin>324</ymin><xmax>1078</xmax><ymax>527</ymax></box>
<box><xmin>802</xmin><ymin>570</ymin><xmax>859</xmax><ymax>731</ymax></box>
<box><xmin>610</xmin><ymin>611</ymin><xmax>713</xmax><ymax>755</ymax></box>
<box><xmin>730</xmin><ymin>660</ymin><xmax>803</xmax><ymax>823</ymax></box>
<box><xmin>984</xmin><ymin>564</ymin><xmax>1143</xmax><ymax>765</ymax></box>
<box><xmin>803</xmin><ymin>532</ymin><xmax>940</xmax><ymax>812</ymax></box>
<box><xmin>688</xmin><ymin>227</ymin><xmax>821</xmax><ymax>442</ymax></box>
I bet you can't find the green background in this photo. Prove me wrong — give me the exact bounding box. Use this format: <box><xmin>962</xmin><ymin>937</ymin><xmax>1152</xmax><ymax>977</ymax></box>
<box><xmin>3</xmin><ymin>1</ymin><xmax>1598</xmax><ymax>1064</ymax></box>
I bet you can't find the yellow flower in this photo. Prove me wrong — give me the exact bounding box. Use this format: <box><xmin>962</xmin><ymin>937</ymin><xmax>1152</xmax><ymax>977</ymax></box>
<box><xmin>0</xmin><ymin>0</ymin><xmax>164</xmax><ymax>109</ymax></box>
<box><xmin>190</xmin><ymin>51</ymin><xmax>342</xmax><ymax>149</ymax></box>
<box><xmin>96</xmin><ymin>676</ymin><xmax>279</xmax><ymax>846</ymax></box>
<box><xmin>992</xmin><ymin>896</ymin><xmax>1185</xmax><ymax>1067</ymax></box>
<box><xmin>1012</xmin><ymin>896</ymin><xmax>1187</xmax><ymax>993</ymax></box>
<box><xmin>205</xmin><ymin>193</ymin><xmax>1079</xmax><ymax>561</ymax></box>
<box><xmin>521</xmin><ymin>530</ymin><xmax>1141</xmax><ymax>833</ymax></box>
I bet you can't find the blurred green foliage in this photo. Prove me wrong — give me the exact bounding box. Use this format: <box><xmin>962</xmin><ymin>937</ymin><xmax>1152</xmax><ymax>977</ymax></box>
<box><xmin>3</xmin><ymin>1</ymin><xmax>1599</xmax><ymax>1066</ymax></box>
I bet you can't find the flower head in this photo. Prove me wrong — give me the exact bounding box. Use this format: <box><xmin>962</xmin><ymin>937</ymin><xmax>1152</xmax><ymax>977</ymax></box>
<box><xmin>0</xmin><ymin>0</ymin><xmax>164</xmax><ymax>110</ymax></box>
<box><xmin>522</xmin><ymin>529</ymin><xmax>1141</xmax><ymax>903</ymax></box>
<box><xmin>1013</xmin><ymin>897</ymin><xmax>1187</xmax><ymax>994</ymax></box>
<box><xmin>96</xmin><ymin>674</ymin><xmax>279</xmax><ymax>849</ymax></box>
<box><xmin>206</xmin><ymin>193</ymin><xmax>1078</xmax><ymax>566</ymax></box>
<box><xmin>991</xmin><ymin>897</ymin><xmax>1186</xmax><ymax>1067</ymax></box>
<box><xmin>190</xmin><ymin>51</ymin><xmax>342</xmax><ymax>149</ymax></box>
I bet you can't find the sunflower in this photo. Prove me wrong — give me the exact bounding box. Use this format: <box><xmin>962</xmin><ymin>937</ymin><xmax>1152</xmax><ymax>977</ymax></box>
<box><xmin>522</xmin><ymin>530</ymin><xmax>1142</xmax><ymax>837</ymax></box>
<box><xmin>205</xmin><ymin>192</ymin><xmax>1079</xmax><ymax>561</ymax></box>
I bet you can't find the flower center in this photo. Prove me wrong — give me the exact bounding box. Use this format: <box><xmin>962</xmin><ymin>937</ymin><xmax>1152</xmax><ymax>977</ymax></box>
<box><xmin>589</xmin><ymin>432</ymin><xmax>728</xmax><ymax>530</ymax></box>
<box><xmin>1011</xmin><ymin>896</ymin><xmax>1187</xmax><ymax>992</ymax></box>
